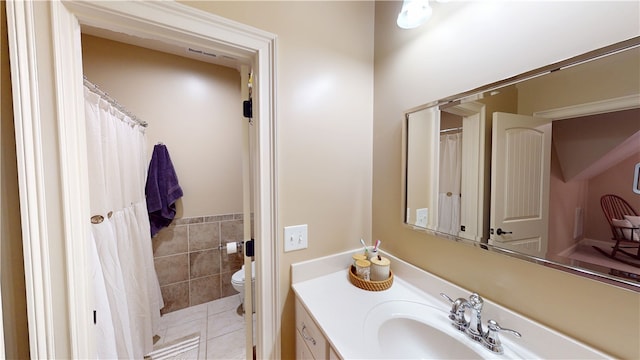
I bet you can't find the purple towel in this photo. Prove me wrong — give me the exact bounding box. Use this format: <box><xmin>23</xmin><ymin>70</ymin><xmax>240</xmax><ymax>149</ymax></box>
<box><xmin>146</xmin><ymin>144</ymin><xmax>183</xmax><ymax>237</ymax></box>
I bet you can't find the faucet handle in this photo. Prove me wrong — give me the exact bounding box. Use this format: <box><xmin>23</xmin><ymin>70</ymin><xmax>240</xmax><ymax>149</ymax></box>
<box><xmin>483</xmin><ymin>319</ymin><xmax>522</xmax><ymax>354</ymax></box>
<box><xmin>440</xmin><ymin>292</ymin><xmax>454</xmax><ymax>303</ymax></box>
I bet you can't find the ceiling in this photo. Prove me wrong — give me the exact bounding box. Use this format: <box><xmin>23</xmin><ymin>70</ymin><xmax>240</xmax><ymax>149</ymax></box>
<box><xmin>553</xmin><ymin>108</ymin><xmax>640</xmax><ymax>182</ymax></box>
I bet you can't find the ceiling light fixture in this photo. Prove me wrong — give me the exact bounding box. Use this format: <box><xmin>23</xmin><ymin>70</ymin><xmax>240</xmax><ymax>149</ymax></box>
<box><xmin>397</xmin><ymin>0</ymin><xmax>433</xmax><ymax>29</ymax></box>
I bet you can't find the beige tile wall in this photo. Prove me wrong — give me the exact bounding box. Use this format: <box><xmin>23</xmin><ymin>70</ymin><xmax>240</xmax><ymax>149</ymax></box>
<box><xmin>152</xmin><ymin>214</ymin><xmax>246</xmax><ymax>314</ymax></box>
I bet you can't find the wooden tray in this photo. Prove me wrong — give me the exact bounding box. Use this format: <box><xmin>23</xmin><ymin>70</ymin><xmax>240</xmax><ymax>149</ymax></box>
<box><xmin>348</xmin><ymin>266</ymin><xmax>393</xmax><ymax>291</ymax></box>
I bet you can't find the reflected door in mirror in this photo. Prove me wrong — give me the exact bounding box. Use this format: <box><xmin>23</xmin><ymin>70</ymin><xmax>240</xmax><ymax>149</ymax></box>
<box><xmin>489</xmin><ymin>113</ymin><xmax>551</xmax><ymax>258</ymax></box>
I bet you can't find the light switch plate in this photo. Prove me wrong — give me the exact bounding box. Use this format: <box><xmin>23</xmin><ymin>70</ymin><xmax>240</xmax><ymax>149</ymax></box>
<box><xmin>284</xmin><ymin>224</ymin><xmax>308</xmax><ymax>252</ymax></box>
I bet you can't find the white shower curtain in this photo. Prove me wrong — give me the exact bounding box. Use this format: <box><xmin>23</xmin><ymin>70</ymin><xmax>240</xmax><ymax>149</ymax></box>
<box><xmin>84</xmin><ymin>86</ymin><xmax>164</xmax><ymax>358</ymax></box>
<box><xmin>438</xmin><ymin>132</ymin><xmax>462</xmax><ymax>235</ymax></box>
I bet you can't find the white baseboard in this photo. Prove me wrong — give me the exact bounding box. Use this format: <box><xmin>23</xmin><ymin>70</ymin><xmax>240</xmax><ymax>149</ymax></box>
<box><xmin>557</xmin><ymin>238</ymin><xmax>612</xmax><ymax>257</ymax></box>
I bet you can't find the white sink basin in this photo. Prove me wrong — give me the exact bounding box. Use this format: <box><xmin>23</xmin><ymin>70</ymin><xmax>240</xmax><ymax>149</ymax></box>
<box><xmin>362</xmin><ymin>300</ymin><xmax>533</xmax><ymax>359</ymax></box>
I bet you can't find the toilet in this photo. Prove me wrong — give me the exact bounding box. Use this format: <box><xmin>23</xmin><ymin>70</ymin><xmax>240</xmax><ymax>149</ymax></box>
<box><xmin>231</xmin><ymin>261</ymin><xmax>255</xmax><ymax>311</ymax></box>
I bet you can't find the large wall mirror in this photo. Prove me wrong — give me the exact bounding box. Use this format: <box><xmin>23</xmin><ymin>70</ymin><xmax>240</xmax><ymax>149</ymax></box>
<box><xmin>403</xmin><ymin>37</ymin><xmax>640</xmax><ymax>289</ymax></box>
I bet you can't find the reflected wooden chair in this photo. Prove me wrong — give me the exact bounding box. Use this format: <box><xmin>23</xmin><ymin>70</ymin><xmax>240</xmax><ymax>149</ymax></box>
<box><xmin>595</xmin><ymin>194</ymin><xmax>640</xmax><ymax>266</ymax></box>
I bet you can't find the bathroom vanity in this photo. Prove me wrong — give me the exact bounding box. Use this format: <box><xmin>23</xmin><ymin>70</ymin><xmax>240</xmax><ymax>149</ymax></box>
<box><xmin>292</xmin><ymin>250</ymin><xmax>610</xmax><ymax>359</ymax></box>
<box><xmin>295</xmin><ymin>299</ymin><xmax>340</xmax><ymax>359</ymax></box>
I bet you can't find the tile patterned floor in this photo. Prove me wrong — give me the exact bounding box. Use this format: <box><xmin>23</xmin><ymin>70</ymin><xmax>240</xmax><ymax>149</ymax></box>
<box><xmin>152</xmin><ymin>294</ymin><xmax>251</xmax><ymax>359</ymax></box>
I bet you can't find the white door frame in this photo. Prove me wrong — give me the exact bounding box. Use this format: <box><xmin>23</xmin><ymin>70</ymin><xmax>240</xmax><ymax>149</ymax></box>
<box><xmin>533</xmin><ymin>94</ymin><xmax>640</xmax><ymax>121</ymax></box>
<box><xmin>442</xmin><ymin>102</ymin><xmax>487</xmax><ymax>242</ymax></box>
<box><xmin>5</xmin><ymin>1</ymin><xmax>279</xmax><ymax>358</ymax></box>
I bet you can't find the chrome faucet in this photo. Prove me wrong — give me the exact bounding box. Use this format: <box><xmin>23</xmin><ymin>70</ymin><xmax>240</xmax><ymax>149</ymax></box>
<box><xmin>465</xmin><ymin>293</ymin><xmax>484</xmax><ymax>341</ymax></box>
<box><xmin>440</xmin><ymin>292</ymin><xmax>521</xmax><ymax>354</ymax></box>
<box><xmin>445</xmin><ymin>295</ymin><xmax>469</xmax><ymax>331</ymax></box>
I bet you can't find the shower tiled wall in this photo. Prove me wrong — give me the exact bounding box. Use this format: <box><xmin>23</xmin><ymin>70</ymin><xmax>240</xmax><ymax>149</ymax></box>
<box><xmin>152</xmin><ymin>213</ymin><xmax>246</xmax><ymax>314</ymax></box>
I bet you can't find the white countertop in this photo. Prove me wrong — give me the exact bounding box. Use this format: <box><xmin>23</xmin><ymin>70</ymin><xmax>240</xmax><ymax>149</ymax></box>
<box><xmin>293</xmin><ymin>270</ymin><xmax>442</xmax><ymax>358</ymax></box>
<box><xmin>291</xmin><ymin>249</ymin><xmax>611</xmax><ymax>359</ymax></box>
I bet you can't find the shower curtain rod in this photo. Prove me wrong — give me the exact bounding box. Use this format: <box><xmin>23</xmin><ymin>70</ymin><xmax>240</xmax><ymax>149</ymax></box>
<box><xmin>440</xmin><ymin>127</ymin><xmax>462</xmax><ymax>134</ymax></box>
<box><xmin>83</xmin><ymin>76</ymin><xmax>148</xmax><ymax>128</ymax></box>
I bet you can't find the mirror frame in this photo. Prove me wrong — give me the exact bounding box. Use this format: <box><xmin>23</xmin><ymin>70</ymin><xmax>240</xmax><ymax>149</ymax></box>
<box><xmin>402</xmin><ymin>36</ymin><xmax>640</xmax><ymax>291</ymax></box>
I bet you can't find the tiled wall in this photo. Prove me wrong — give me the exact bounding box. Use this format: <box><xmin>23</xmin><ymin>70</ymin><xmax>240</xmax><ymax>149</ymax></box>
<box><xmin>152</xmin><ymin>213</ymin><xmax>246</xmax><ymax>314</ymax></box>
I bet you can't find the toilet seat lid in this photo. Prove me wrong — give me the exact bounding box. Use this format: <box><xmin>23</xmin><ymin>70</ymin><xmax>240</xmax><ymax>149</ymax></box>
<box><xmin>232</xmin><ymin>261</ymin><xmax>255</xmax><ymax>283</ymax></box>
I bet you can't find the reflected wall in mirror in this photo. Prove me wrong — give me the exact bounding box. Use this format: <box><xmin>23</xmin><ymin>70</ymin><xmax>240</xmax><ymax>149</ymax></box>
<box><xmin>403</xmin><ymin>38</ymin><xmax>640</xmax><ymax>288</ymax></box>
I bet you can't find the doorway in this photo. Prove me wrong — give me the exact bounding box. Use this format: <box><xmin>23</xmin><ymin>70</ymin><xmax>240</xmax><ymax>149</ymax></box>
<box><xmin>5</xmin><ymin>1</ymin><xmax>278</xmax><ymax>358</ymax></box>
<box><xmin>81</xmin><ymin>31</ymin><xmax>251</xmax><ymax>358</ymax></box>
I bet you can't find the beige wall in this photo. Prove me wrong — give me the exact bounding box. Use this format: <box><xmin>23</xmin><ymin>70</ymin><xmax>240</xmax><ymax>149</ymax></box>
<box><xmin>1</xmin><ymin>1</ymin><xmax>30</xmax><ymax>357</ymax></box>
<box><xmin>517</xmin><ymin>46</ymin><xmax>640</xmax><ymax>115</ymax></box>
<box><xmin>81</xmin><ymin>35</ymin><xmax>243</xmax><ymax>218</ymax></box>
<box><xmin>179</xmin><ymin>2</ymin><xmax>375</xmax><ymax>358</ymax></box>
<box><xmin>547</xmin><ymin>147</ymin><xmax>588</xmax><ymax>256</ymax></box>
<box><xmin>373</xmin><ymin>1</ymin><xmax>639</xmax><ymax>359</ymax></box>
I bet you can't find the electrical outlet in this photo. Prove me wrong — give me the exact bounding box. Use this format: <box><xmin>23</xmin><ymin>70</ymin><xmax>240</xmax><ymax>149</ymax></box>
<box><xmin>284</xmin><ymin>224</ymin><xmax>308</xmax><ymax>252</ymax></box>
<box><xmin>416</xmin><ymin>208</ymin><xmax>428</xmax><ymax>227</ymax></box>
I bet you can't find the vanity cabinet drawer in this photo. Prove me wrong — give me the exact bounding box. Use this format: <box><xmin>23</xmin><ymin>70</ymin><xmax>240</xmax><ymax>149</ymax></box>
<box><xmin>296</xmin><ymin>331</ymin><xmax>314</xmax><ymax>359</ymax></box>
<box><xmin>295</xmin><ymin>299</ymin><xmax>328</xmax><ymax>360</ymax></box>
